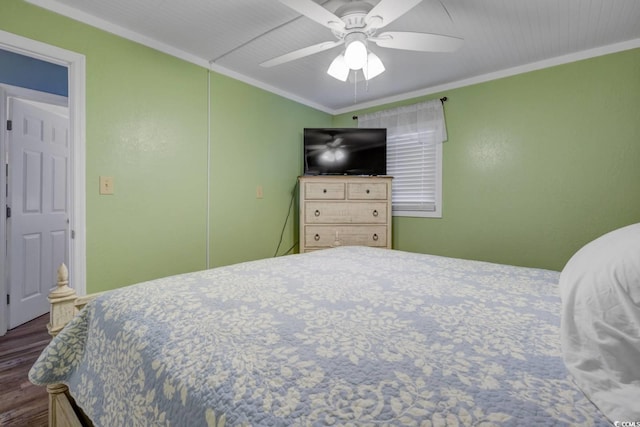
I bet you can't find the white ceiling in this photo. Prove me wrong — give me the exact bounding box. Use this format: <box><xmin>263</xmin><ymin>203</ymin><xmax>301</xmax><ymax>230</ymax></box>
<box><xmin>26</xmin><ymin>0</ymin><xmax>640</xmax><ymax>114</ymax></box>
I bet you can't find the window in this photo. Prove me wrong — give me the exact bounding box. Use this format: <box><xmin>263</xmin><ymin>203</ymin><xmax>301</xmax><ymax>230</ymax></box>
<box><xmin>387</xmin><ymin>130</ymin><xmax>441</xmax><ymax>216</ymax></box>
<box><xmin>358</xmin><ymin>99</ymin><xmax>447</xmax><ymax>218</ymax></box>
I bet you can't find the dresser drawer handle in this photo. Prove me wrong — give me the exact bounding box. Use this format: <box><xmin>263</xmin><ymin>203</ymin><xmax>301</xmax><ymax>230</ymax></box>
<box><xmin>366</xmin><ymin>189</ymin><xmax>370</xmax><ymax>194</ymax></box>
<box><xmin>372</xmin><ymin>209</ymin><xmax>379</xmax><ymax>217</ymax></box>
<box><xmin>372</xmin><ymin>233</ymin><xmax>379</xmax><ymax>241</ymax></box>
<box><xmin>323</xmin><ymin>189</ymin><xmax>327</xmax><ymax>193</ymax></box>
<box><xmin>314</xmin><ymin>234</ymin><xmax>320</xmax><ymax>241</ymax></box>
<box><xmin>314</xmin><ymin>209</ymin><xmax>321</xmax><ymax>217</ymax></box>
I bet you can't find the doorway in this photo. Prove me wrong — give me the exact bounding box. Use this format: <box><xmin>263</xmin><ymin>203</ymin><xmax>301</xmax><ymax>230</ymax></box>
<box><xmin>0</xmin><ymin>30</ymin><xmax>86</xmax><ymax>336</ymax></box>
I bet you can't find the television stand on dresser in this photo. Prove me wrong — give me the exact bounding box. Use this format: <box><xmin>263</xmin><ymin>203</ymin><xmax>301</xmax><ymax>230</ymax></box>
<box><xmin>298</xmin><ymin>176</ymin><xmax>392</xmax><ymax>252</ymax></box>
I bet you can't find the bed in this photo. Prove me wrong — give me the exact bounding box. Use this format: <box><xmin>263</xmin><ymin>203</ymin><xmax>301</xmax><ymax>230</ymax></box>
<box><xmin>30</xmin><ymin>244</ymin><xmax>626</xmax><ymax>426</ymax></box>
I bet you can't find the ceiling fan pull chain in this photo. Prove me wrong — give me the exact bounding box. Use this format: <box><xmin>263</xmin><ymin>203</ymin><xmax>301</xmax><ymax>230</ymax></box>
<box><xmin>353</xmin><ymin>71</ymin><xmax>358</xmax><ymax>104</ymax></box>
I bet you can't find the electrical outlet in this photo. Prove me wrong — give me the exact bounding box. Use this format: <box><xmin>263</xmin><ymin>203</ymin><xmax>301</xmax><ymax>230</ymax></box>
<box><xmin>99</xmin><ymin>176</ymin><xmax>114</xmax><ymax>195</ymax></box>
<box><xmin>256</xmin><ymin>185</ymin><xmax>263</xmax><ymax>199</ymax></box>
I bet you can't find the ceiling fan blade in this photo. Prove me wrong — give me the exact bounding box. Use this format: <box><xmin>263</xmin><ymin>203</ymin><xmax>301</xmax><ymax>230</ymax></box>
<box><xmin>328</xmin><ymin>137</ymin><xmax>344</xmax><ymax>147</ymax></box>
<box><xmin>260</xmin><ymin>40</ymin><xmax>343</xmax><ymax>68</ymax></box>
<box><xmin>279</xmin><ymin>0</ymin><xmax>345</xmax><ymax>31</ymax></box>
<box><xmin>365</xmin><ymin>0</ymin><xmax>423</xmax><ymax>29</ymax></box>
<box><xmin>372</xmin><ymin>31</ymin><xmax>463</xmax><ymax>52</ymax></box>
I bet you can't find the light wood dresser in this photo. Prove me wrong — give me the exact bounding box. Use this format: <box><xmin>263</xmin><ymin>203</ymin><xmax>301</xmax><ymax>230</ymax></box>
<box><xmin>298</xmin><ymin>176</ymin><xmax>392</xmax><ymax>253</ymax></box>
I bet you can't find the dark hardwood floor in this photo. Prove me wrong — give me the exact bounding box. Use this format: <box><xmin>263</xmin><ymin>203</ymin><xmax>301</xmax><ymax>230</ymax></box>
<box><xmin>0</xmin><ymin>314</ymin><xmax>49</xmax><ymax>426</ymax></box>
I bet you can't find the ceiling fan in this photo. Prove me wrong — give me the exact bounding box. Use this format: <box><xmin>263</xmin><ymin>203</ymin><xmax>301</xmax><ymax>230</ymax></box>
<box><xmin>260</xmin><ymin>0</ymin><xmax>463</xmax><ymax>81</ymax></box>
<box><xmin>307</xmin><ymin>135</ymin><xmax>347</xmax><ymax>162</ymax></box>
<box><xmin>306</xmin><ymin>131</ymin><xmax>347</xmax><ymax>163</ymax></box>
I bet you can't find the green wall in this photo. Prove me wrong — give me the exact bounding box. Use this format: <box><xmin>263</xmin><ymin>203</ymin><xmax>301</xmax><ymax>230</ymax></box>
<box><xmin>335</xmin><ymin>48</ymin><xmax>640</xmax><ymax>270</ymax></box>
<box><xmin>0</xmin><ymin>1</ymin><xmax>330</xmax><ymax>293</ymax></box>
<box><xmin>209</xmin><ymin>74</ymin><xmax>331</xmax><ymax>267</ymax></box>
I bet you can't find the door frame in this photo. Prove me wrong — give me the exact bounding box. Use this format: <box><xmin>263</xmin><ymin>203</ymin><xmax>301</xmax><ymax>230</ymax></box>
<box><xmin>0</xmin><ymin>30</ymin><xmax>86</xmax><ymax>335</ymax></box>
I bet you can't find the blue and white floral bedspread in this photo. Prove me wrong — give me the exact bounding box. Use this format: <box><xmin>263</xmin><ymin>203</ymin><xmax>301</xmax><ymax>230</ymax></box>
<box><xmin>30</xmin><ymin>246</ymin><xmax>609</xmax><ymax>426</ymax></box>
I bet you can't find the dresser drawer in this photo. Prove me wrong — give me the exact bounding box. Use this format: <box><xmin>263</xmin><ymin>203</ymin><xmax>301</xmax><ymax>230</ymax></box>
<box><xmin>305</xmin><ymin>225</ymin><xmax>387</xmax><ymax>247</ymax></box>
<box><xmin>304</xmin><ymin>182</ymin><xmax>345</xmax><ymax>200</ymax></box>
<box><xmin>347</xmin><ymin>182</ymin><xmax>388</xmax><ymax>200</ymax></box>
<box><xmin>305</xmin><ymin>202</ymin><xmax>388</xmax><ymax>224</ymax></box>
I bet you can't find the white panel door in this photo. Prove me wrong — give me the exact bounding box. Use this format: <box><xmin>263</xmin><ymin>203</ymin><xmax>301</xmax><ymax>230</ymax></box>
<box><xmin>7</xmin><ymin>97</ymin><xmax>69</xmax><ymax>329</ymax></box>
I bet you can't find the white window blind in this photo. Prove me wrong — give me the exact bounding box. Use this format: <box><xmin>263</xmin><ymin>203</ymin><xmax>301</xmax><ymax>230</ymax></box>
<box><xmin>359</xmin><ymin>99</ymin><xmax>447</xmax><ymax>217</ymax></box>
<box><xmin>387</xmin><ymin>131</ymin><xmax>438</xmax><ymax>212</ymax></box>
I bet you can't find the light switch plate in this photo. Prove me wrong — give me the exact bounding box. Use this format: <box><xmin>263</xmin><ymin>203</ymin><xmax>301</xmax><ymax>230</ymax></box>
<box><xmin>99</xmin><ymin>176</ymin><xmax>114</xmax><ymax>195</ymax></box>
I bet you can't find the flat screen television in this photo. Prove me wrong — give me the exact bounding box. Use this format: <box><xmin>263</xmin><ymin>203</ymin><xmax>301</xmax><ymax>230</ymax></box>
<box><xmin>303</xmin><ymin>128</ymin><xmax>387</xmax><ymax>176</ymax></box>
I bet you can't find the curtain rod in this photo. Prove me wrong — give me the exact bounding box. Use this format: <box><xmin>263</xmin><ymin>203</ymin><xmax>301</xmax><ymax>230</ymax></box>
<box><xmin>352</xmin><ymin>96</ymin><xmax>448</xmax><ymax>120</ymax></box>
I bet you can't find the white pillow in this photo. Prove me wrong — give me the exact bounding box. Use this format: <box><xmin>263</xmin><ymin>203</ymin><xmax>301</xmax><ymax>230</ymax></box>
<box><xmin>560</xmin><ymin>222</ymin><xmax>640</xmax><ymax>422</ymax></box>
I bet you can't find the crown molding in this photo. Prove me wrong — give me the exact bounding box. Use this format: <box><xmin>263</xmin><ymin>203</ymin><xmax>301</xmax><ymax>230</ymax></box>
<box><xmin>24</xmin><ymin>0</ymin><xmax>334</xmax><ymax>114</ymax></box>
<box><xmin>333</xmin><ymin>38</ymin><xmax>640</xmax><ymax>115</ymax></box>
<box><xmin>24</xmin><ymin>0</ymin><xmax>640</xmax><ymax>117</ymax></box>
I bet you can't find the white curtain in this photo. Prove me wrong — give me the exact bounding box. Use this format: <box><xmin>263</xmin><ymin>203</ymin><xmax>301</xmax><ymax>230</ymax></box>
<box><xmin>357</xmin><ymin>99</ymin><xmax>447</xmax><ymax>143</ymax></box>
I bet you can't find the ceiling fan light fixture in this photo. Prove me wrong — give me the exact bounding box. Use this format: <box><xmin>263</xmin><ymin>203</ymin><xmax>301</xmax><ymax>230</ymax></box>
<box><xmin>363</xmin><ymin>52</ymin><xmax>385</xmax><ymax>80</ymax></box>
<box><xmin>327</xmin><ymin>54</ymin><xmax>349</xmax><ymax>81</ymax></box>
<box><xmin>267</xmin><ymin>0</ymin><xmax>464</xmax><ymax>87</ymax></box>
<box><xmin>344</xmin><ymin>34</ymin><xmax>368</xmax><ymax>70</ymax></box>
